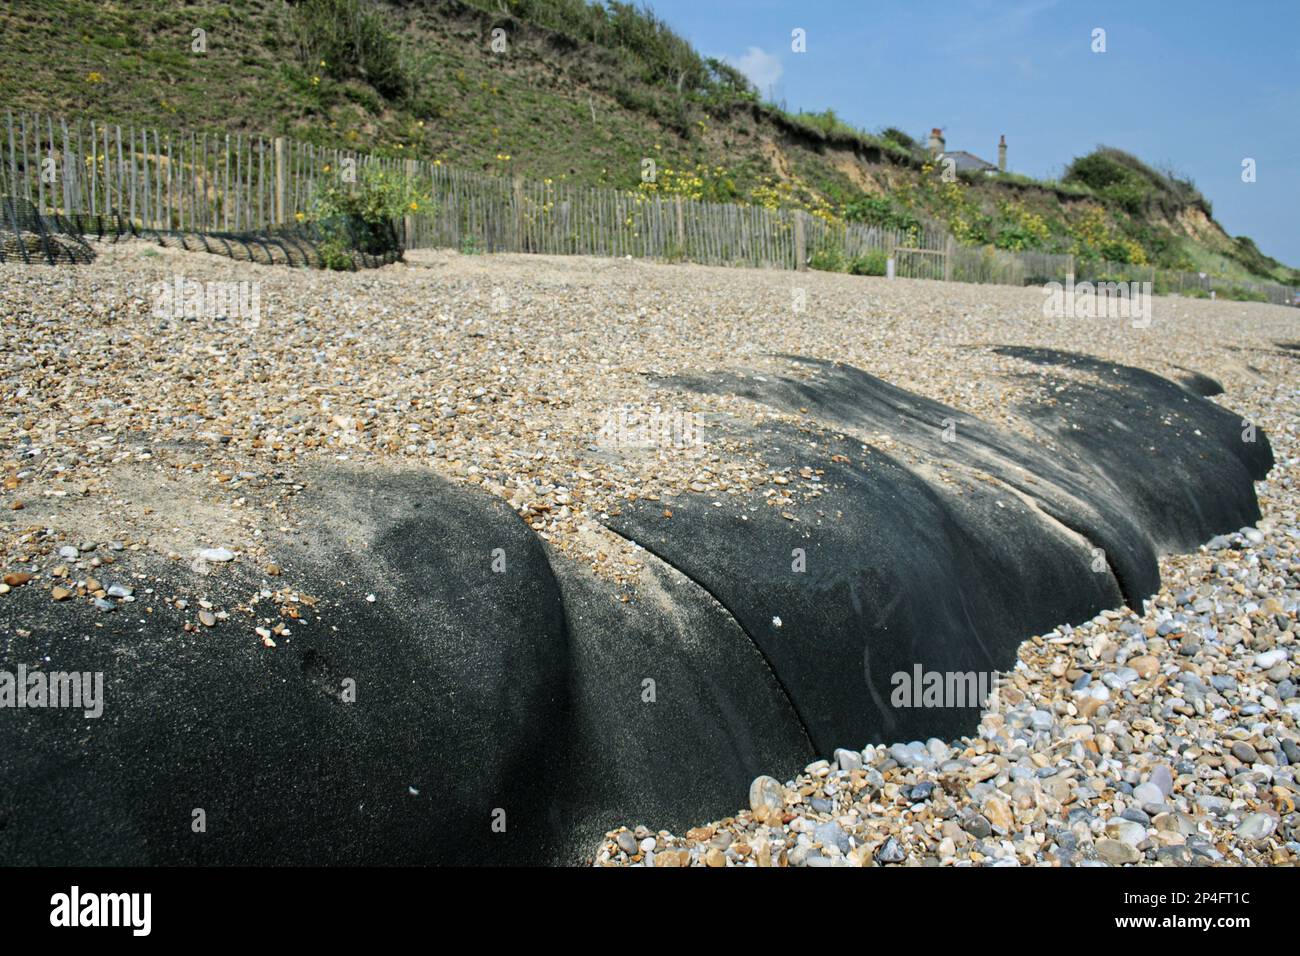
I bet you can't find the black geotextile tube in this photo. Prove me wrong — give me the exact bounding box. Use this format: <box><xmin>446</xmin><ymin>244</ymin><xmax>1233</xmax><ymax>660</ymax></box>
<box><xmin>0</xmin><ymin>355</ymin><xmax>1273</xmax><ymax>865</ymax></box>
<box><xmin>0</xmin><ymin>197</ymin><xmax>96</xmax><ymax>264</ymax></box>
<box><xmin>0</xmin><ymin>196</ymin><xmax>403</xmax><ymax>270</ymax></box>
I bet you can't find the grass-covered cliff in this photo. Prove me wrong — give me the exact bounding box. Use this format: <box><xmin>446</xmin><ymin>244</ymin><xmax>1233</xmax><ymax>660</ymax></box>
<box><xmin>1</xmin><ymin>0</ymin><xmax>1294</xmax><ymax>283</ymax></box>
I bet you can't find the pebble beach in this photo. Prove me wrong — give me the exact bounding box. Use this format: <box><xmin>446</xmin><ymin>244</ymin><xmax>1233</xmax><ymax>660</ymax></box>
<box><xmin>1</xmin><ymin>240</ymin><xmax>1297</xmax><ymax>867</ymax></box>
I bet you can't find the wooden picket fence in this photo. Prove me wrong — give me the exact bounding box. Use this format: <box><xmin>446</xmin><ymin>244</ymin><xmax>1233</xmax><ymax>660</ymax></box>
<box><xmin>0</xmin><ymin>109</ymin><xmax>416</xmax><ymax>233</ymax></box>
<box><xmin>1071</xmin><ymin>257</ymin><xmax>1296</xmax><ymax>306</ymax></box>
<box><xmin>1</xmin><ymin>107</ymin><xmax>1296</xmax><ymax>304</ymax></box>
<box><xmin>0</xmin><ymin>107</ymin><xmax>947</xmax><ymax>270</ymax></box>
<box><xmin>414</xmin><ymin>164</ymin><xmax>950</xmax><ymax>268</ymax></box>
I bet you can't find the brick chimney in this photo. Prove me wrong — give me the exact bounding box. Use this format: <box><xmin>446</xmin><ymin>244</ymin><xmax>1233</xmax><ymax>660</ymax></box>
<box><xmin>998</xmin><ymin>134</ymin><xmax>1007</xmax><ymax>172</ymax></box>
<box><xmin>927</xmin><ymin>127</ymin><xmax>945</xmax><ymax>159</ymax></box>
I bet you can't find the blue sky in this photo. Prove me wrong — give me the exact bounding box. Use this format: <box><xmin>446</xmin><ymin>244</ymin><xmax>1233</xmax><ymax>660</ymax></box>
<box><xmin>646</xmin><ymin>0</ymin><xmax>1300</xmax><ymax>267</ymax></box>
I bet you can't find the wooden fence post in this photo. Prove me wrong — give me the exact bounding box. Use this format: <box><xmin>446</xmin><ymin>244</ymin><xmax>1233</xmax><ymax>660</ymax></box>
<box><xmin>273</xmin><ymin>136</ymin><xmax>287</xmax><ymax>224</ymax></box>
<box><xmin>793</xmin><ymin>209</ymin><xmax>806</xmax><ymax>271</ymax></box>
<box><xmin>404</xmin><ymin>158</ymin><xmax>419</xmax><ymax>250</ymax></box>
<box><xmin>512</xmin><ymin>173</ymin><xmax>524</xmax><ymax>252</ymax></box>
<box><xmin>943</xmin><ymin>234</ymin><xmax>955</xmax><ymax>282</ymax></box>
<box><xmin>674</xmin><ymin>195</ymin><xmax>685</xmax><ymax>255</ymax></box>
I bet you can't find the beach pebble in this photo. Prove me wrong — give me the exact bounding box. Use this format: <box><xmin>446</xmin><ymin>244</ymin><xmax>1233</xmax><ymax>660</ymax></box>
<box><xmin>748</xmin><ymin>775</ymin><xmax>784</xmax><ymax>813</ymax></box>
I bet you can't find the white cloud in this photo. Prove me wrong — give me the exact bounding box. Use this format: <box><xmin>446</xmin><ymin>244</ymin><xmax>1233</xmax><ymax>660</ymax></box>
<box><xmin>730</xmin><ymin>46</ymin><xmax>784</xmax><ymax>93</ymax></box>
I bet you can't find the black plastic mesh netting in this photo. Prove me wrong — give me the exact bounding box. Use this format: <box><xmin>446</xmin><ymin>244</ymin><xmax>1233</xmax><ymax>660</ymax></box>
<box><xmin>0</xmin><ymin>196</ymin><xmax>402</xmax><ymax>270</ymax></box>
<box><xmin>0</xmin><ymin>196</ymin><xmax>97</xmax><ymax>265</ymax></box>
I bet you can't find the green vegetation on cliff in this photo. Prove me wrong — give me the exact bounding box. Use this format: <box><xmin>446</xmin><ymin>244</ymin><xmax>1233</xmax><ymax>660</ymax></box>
<box><xmin>1</xmin><ymin>0</ymin><xmax>1291</xmax><ymax>281</ymax></box>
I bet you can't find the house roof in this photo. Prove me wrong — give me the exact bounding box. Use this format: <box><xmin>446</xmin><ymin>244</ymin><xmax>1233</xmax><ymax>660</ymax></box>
<box><xmin>941</xmin><ymin>150</ymin><xmax>998</xmax><ymax>173</ymax></box>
